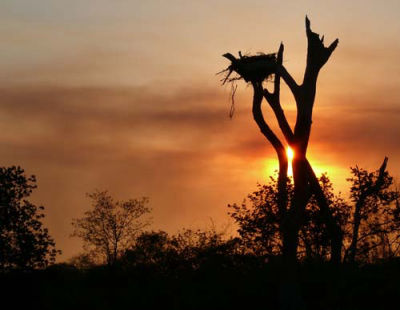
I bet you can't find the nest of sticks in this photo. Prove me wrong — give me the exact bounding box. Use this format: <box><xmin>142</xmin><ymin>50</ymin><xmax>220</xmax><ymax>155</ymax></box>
<box><xmin>219</xmin><ymin>51</ymin><xmax>277</xmax><ymax>117</ymax></box>
<box><xmin>220</xmin><ymin>51</ymin><xmax>277</xmax><ymax>85</ymax></box>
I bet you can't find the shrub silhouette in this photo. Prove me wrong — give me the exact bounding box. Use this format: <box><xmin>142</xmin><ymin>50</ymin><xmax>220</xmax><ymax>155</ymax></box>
<box><xmin>0</xmin><ymin>166</ymin><xmax>59</xmax><ymax>269</ymax></box>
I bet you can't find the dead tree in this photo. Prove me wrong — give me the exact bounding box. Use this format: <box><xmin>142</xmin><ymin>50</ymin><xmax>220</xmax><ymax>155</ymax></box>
<box><xmin>346</xmin><ymin>157</ymin><xmax>389</xmax><ymax>263</ymax></box>
<box><xmin>221</xmin><ymin>17</ymin><xmax>342</xmax><ymax>264</ymax></box>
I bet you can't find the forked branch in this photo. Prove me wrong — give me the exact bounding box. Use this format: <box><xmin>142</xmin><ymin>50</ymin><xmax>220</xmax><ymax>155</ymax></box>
<box><xmin>304</xmin><ymin>15</ymin><xmax>339</xmax><ymax>83</ymax></box>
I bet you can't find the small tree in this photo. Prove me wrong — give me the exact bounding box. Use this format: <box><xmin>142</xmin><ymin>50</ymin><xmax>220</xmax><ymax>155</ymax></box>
<box><xmin>228</xmin><ymin>177</ymin><xmax>290</xmax><ymax>257</ymax></box>
<box><xmin>71</xmin><ymin>190</ymin><xmax>151</xmax><ymax>266</ymax></box>
<box><xmin>344</xmin><ymin>158</ymin><xmax>400</xmax><ymax>263</ymax></box>
<box><xmin>0</xmin><ymin>166</ymin><xmax>59</xmax><ymax>269</ymax></box>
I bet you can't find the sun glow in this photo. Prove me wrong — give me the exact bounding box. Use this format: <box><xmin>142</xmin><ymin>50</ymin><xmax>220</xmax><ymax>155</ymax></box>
<box><xmin>287</xmin><ymin>146</ymin><xmax>294</xmax><ymax>176</ymax></box>
<box><xmin>262</xmin><ymin>149</ymin><xmax>348</xmax><ymax>193</ymax></box>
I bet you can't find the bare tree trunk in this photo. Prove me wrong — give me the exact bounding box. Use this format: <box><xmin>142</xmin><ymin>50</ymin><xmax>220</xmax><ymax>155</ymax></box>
<box><xmin>267</xmin><ymin>102</ymin><xmax>343</xmax><ymax>263</ymax></box>
<box><xmin>277</xmin><ymin>17</ymin><xmax>339</xmax><ymax>266</ymax></box>
<box><xmin>251</xmin><ymin>82</ymin><xmax>289</xmax><ymax>223</ymax></box>
<box><xmin>263</xmin><ymin>30</ymin><xmax>342</xmax><ymax>264</ymax></box>
<box><xmin>222</xmin><ymin>17</ymin><xmax>341</xmax><ymax>309</ymax></box>
<box><xmin>224</xmin><ymin>19</ymin><xmax>341</xmax><ymax>264</ymax></box>
<box><xmin>250</xmin><ymin>43</ymin><xmax>289</xmax><ymax>233</ymax></box>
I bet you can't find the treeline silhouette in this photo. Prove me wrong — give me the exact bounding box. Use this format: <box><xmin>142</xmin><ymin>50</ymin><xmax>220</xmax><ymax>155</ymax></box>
<box><xmin>1</xmin><ymin>164</ymin><xmax>400</xmax><ymax>310</ymax></box>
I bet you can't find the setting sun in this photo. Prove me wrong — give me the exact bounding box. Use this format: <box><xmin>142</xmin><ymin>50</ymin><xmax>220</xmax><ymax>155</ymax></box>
<box><xmin>287</xmin><ymin>146</ymin><xmax>294</xmax><ymax>176</ymax></box>
<box><xmin>287</xmin><ymin>146</ymin><xmax>294</xmax><ymax>162</ymax></box>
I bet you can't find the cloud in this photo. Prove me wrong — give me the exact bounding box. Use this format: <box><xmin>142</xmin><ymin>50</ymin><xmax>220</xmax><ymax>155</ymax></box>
<box><xmin>310</xmin><ymin>97</ymin><xmax>400</xmax><ymax>164</ymax></box>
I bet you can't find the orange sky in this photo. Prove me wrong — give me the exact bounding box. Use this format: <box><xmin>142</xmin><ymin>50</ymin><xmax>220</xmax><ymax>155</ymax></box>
<box><xmin>1</xmin><ymin>1</ymin><xmax>400</xmax><ymax>261</ymax></box>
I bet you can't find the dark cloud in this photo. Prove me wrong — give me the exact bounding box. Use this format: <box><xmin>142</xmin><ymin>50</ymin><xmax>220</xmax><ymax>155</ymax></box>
<box><xmin>311</xmin><ymin>97</ymin><xmax>400</xmax><ymax>164</ymax></box>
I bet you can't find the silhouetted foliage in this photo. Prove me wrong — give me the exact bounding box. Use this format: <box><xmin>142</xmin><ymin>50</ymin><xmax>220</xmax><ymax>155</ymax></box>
<box><xmin>228</xmin><ymin>176</ymin><xmax>288</xmax><ymax>257</ymax></box>
<box><xmin>71</xmin><ymin>190</ymin><xmax>151</xmax><ymax>266</ymax></box>
<box><xmin>68</xmin><ymin>252</ymin><xmax>97</xmax><ymax>269</ymax></box>
<box><xmin>122</xmin><ymin>228</ymin><xmax>240</xmax><ymax>273</ymax></box>
<box><xmin>122</xmin><ymin>230</ymin><xmax>175</xmax><ymax>271</ymax></box>
<box><xmin>229</xmin><ymin>174</ymin><xmax>349</xmax><ymax>262</ymax></box>
<box><xmin>0</xmin><ymin>166</ymin><xmax>59</xmax><ymax>270</ymax></box>
<box><xmin>229</xmin><ymin>163</ymin><xmax>400</xmax><ymax>265</ymax></box>
<box><xmin>344</xmin><ymin>160</ymin><xmax>400</xmax><ymax>263</ymax></box>
<box><xmin>2</xmin><ymin>168</ymin><xmax>400</xmax><ymax>309</ymax></box>
<box><xmin>300</xmin><ymin>175</ymin><xmax>350</xmax><ymax>261</ymax></box>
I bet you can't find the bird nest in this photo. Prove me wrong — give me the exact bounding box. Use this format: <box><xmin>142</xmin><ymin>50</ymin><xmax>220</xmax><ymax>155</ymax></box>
<box><xmin>220</xmin><ymin>51</ymin><xmax>277</xmax><ymax>85</ymax></box>
<box><xmin>219</xmin><ymin>51</ymin><xmax>277</xmax><ymax>117</ymax></box>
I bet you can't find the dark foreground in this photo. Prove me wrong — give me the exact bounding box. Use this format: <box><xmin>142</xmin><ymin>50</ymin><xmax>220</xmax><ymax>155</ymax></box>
<box><xmin>1</xmin><ymin>259</ymin><xmax>400</xmax><ymax>310</ymax></box>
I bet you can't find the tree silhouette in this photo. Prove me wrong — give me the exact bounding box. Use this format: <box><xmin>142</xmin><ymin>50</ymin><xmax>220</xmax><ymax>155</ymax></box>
<box><xmin>0</xmin><ymin>166</ymin><xmax>59</xmax><ymax>269</ymax></box>
<box><xmin>71</xmin><ymin>190</ymin><xmax>151</xmax><ymax>266</ymax></box>
<box><xmin>229</xmin><ymin>174</ymin><xmax>349</xmax><ymax>261</ymax></box>
<box><xmin>344</xmin><ymin>158</ymin><xmax>400</xmax><ymax>263</ymax></box>
<box><xmin>229</xmin><ymin>162</ymin><xmax>400</xmax><ymax>265</ymax></box>
<box><xmin>221</xmin><ymin>17</ymin><xmax>342</xmax><ymax>265</ymax></box>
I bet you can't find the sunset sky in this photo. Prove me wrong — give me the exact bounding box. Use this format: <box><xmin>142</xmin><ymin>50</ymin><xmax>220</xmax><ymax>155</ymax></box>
<box><xmin>1</xmin><ymin>0</ymin><xmax>400</xmax><ymax>261</ymax></box>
